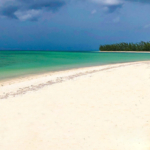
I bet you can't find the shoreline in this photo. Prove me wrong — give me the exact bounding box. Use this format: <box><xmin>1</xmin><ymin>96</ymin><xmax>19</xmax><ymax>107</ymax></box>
<box><xmin>0</xmin><ymin>60</ymin><xmax>150</xmax><ymax>150</ymax></box>
<box><xmin>100</xmin><ymin>51</ymin><xmax>150</xmax><ymax>53</ymax></box>
<box><xmin>0</xmin><ymin>60</ymin><xmax>149</xmax><ymax>85</ymax></box>
<box><xmin>1</xmin><ymin>60</ymin><xmax>150</xmax><ymax>99</ymax></box>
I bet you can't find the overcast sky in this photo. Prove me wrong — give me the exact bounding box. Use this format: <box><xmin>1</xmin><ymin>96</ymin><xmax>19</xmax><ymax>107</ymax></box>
<box><xmin>0</xmin><ymin>0</ymin><xmax>150</xmax><ymax>51</ymax></box>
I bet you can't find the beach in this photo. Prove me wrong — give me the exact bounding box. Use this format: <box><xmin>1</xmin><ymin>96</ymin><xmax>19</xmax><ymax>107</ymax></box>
<box><xmin>0</xmin><ymin>61</ymin><xmax>150</xmax><ymax>150</ymax></box>
<box><xmin>100</xmin><ymin>51</ymin><xmax>150</xmax><ymax>53</ymax></box>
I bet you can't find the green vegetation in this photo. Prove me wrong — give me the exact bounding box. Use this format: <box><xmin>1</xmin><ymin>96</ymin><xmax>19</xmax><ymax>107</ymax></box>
<box><xmin>99</xmin><ymin>41</ymin><xmax>150</xmax><ymax>51</ymax></box>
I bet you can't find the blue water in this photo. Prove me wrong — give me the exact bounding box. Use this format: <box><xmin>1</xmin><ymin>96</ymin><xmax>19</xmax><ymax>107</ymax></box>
<box><xmin>0</xmin><ymin>51</ymin><xmax>150</xmax><ymax>81</ymax></box>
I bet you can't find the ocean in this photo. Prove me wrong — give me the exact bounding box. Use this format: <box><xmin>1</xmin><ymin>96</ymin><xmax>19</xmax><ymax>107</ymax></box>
<box><xmin>0</xmin><ymin>50</ymin><xmax>150</xmax><ymax>81</ymax></box>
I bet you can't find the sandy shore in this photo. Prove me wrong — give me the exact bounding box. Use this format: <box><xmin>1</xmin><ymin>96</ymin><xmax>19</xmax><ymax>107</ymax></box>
<box><xmin>100</xmin><ymin>51</ymin><xmax>150</xmax><ymax>53</ymax></box>
<box><xmin>0</xmin><ymin>61</ymin><xmax>150</xmax><ymax>150</ymax></box>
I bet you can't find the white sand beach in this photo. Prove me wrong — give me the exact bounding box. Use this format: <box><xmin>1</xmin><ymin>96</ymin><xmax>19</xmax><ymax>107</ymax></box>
<box><xmin>0</xmin><ymin>61</ymin><xmax>150</xmax><ymax>150</ymax></box>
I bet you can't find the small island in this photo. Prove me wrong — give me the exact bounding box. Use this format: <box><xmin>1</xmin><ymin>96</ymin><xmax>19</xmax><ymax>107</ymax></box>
<box><xmin>99</xmin><ymin>41</ymin><xmax>150</xmax><ymax>52</ymax></box>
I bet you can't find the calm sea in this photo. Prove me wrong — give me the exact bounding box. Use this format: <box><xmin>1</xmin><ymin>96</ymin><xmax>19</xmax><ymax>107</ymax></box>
<box><xmin>0</xmin><ymin>51</ymin><xmax>150</xmax><ymax>81</ymax></box>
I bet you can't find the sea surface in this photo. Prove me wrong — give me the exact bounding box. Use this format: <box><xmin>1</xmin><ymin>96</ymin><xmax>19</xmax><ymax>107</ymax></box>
<box><xmin>1</xmin><ymin>50</ymin><xmax>150</xmax><ymax>81</ymax></box>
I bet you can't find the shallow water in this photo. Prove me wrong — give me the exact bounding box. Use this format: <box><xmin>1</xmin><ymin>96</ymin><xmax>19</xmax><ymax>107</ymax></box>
<box><xmin>0</xmin><ymin>51</ymin><xmax>150</xmax><ymax>81</ymax></box>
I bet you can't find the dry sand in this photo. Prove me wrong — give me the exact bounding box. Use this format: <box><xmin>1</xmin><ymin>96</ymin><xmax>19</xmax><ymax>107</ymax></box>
<box><xmin>100</xmin><ymin>51</ymin><xmax>150</xmax><ymax>53</ymax></box>
<box><xmin>0</xmin><ymin>61</ymin><xmax>150</xmax><ymax>150</ymax></box>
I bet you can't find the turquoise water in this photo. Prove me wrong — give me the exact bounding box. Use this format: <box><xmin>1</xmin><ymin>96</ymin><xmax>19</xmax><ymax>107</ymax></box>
<box><xmin>1</xmin><ymin>50</ymin><xmax>150</xmax><ymax>81</ymax></box>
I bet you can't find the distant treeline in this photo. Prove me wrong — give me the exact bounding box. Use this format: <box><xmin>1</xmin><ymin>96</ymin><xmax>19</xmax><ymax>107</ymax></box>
<box><xmin>99</xmin><ymin>41</ymin><xmax>150</xmax><ymax>51</ymax></box>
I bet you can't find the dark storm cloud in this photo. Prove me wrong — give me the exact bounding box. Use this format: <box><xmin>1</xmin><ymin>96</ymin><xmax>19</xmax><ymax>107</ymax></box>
<box><xmin>27</xmin><ymin>1</ymin><xmax>65</xmax><ymax>11</ymax></box>
<box><xmin>0</xmin><ymin>0</ymin><xmax>66</xmax><ymax>20</ymax></box>
<box><xmin>0</xmin><ymin>0</ymin><xmax>150</xmax><ymax>21</ymax></box>
<box><xmin>127</xmin><ymin>0</ymin><xmax>150</xmax><ymax>3</ymax></box>
<box><xmin>101</xmin><ymin>0</ymin><xmax>150</xmax><ymax>13</ymax></box>
<box><xmin>1</xmin><ymin>5</ymin><xmax>19</xmax><ymax>19</ymax></box>
<box><xmin>107</xmin><ymin>4</ymin><xmax>122</xmax><ymax>13</ymax></box>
